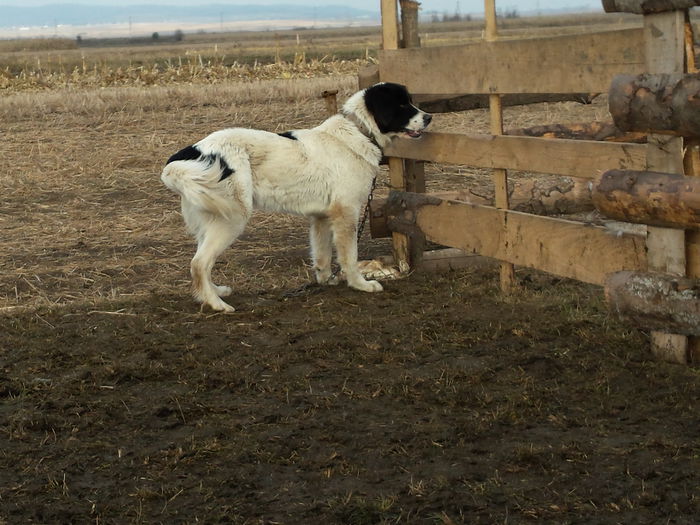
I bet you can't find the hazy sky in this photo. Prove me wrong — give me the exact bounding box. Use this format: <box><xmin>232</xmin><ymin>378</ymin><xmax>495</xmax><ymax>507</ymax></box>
<box><xmin>1</xmin><ymin>1</ymin><xmax>604</xmax><ymax>15</ymax></box>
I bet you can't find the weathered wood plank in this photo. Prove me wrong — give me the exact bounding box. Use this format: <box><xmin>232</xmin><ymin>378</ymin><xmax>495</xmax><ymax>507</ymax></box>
<box><xmin>378</xmin><ymin>28</ymin><xmax>645</xmax><ymax>95</ymax></box>
<box><xmin>385</xmin><ymin>133</ymin><xmax>648</xmax><ymax>178</ymax></box>
<box><xmin>394</xmin><ymin>197</ymin><xmax>648</xmax><ymax>285</ymax></box>
<box><xmin>603</xmin><ymin>0</ymin><xmax>700</xmax><ymax>14</ymax></box>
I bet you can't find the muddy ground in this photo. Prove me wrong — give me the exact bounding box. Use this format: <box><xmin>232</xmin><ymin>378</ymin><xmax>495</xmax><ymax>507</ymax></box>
<box><xmin>1</xmin><ymin>79</ymin><xmax>699</xmax><ymax>524</ymax></box>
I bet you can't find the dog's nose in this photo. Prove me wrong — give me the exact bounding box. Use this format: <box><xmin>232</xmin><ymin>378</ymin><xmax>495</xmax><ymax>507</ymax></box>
<box><xmin>423</xmin><ymin>113</ymin><xmax>432</xmax><ymax>126</ymax></box>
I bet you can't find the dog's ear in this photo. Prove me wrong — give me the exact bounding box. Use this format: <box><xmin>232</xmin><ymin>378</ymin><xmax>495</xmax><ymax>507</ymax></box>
<box><xmin>363</xmin><ymin>83</ymin><xmax>414</xmax><ymax>134</ymax></box>
<box><xmin>364</xmin><ymin>86</ymin><xmax>395</xmax><ymax>133</ymax></box>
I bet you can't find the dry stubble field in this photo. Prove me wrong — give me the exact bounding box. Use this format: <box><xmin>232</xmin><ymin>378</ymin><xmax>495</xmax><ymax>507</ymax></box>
<box><xmin>1</xmin><ymin>22</ymin><xmax>700</xmax><ymax>525</ymax></box>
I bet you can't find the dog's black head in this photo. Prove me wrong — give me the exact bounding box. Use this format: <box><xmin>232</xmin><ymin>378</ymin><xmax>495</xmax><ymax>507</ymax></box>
<box><xmin>363</xmin><ymin>82</ymin><xmax>432</xmax><ymax>139</ymax></box>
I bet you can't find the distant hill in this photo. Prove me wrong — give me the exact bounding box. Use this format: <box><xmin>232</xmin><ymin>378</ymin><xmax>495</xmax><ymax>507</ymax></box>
<box><xmin>1</xmin><ymin>4</ymin><xmax>377</xmax><ymax>28</ymax></box>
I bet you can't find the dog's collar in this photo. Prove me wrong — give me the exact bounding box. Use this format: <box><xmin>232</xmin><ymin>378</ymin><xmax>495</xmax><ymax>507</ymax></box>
<box><xmin>341</xmin><ymin>110</ymin><xmax>381</xmax><ymax>149</ymax></box>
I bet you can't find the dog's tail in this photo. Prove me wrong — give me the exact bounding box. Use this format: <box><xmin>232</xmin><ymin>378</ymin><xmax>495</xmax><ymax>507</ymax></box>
<box><xmin>161</xmin><ymin>153</ymin><xmax>242</xmax><ymax>222</ymax></box>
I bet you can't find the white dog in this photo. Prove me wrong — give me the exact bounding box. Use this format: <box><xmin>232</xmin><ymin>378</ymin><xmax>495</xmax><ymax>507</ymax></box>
<box><xmin>161</xmin><ymin>82</ymin><xmax>431</xmax><ymax>312</ymax></box>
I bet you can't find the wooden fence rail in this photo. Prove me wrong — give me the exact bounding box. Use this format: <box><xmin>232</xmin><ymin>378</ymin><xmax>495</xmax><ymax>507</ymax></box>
<box><xmin>385</xmin><ymin>192</ymin><xmax>647</xmax><ymax>285</ymax></box>
<box><xmin>379</xmin><ymin>28</ymin><xmax>645</xmax><ymax>95</ymax></box>
<box><xmin>385</xmin><ymin>133</ymin><xmax>648</xmax><ymax>179</ymax></box>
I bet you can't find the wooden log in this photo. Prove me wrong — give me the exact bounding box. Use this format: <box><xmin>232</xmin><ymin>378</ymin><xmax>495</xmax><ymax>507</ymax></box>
<box><xmin>400</xmin><ymin>0</ymin><xmax>421</xmax><ymax>48</ymax></box>
<box><xmin>609</xmin><ymin>73</ymin><xmax>700</xmax><ymax>137</ymax></box>
<box><xmin>593</xmin><ymin>169</ymin><xmax>700</xmax><ymax>230</ymax></box>
<box><xmin>506</xmin><ymin>121</ymin><xmax>647</xmax><ymax>143</ymax></box>
<box><xmin>605</xmin><ymin>271</ymin><xmax>700</xmax><ymax>341</ymax></box>
<box><xmin>414</xmin><ymin>93</ymin><xmax>597</xmax><ymax>113</ymax></box>
<box><xmin>602</xmin><ymin>0</ymin><xmax>700</xmax><ymax>14</ymax></box>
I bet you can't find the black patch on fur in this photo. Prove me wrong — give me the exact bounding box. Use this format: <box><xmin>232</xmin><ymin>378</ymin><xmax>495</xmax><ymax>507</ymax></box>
<box><xmin>197</xmin><ymin>153</ymin><xmax>234</xmax><ymax>181</ymax></box>
<box><xmin>166</xmin><ymin>144</ymin><xmax>234</xmax><ymax>181</ymax></box>
<box><xmin>363</xmin><ymin>82</ymin><xmax>420</xmax><ymax>134</ymax></box>
<box><xmin>278</xmin><ymin>131</ymin><xmax>298</xmax><ymax>140</ymax></box>
<box><xmin>212</xmin><ymin>155</ymin><xmax>234</xmax><ymax>181</ymax></box>
<box><xmin>166</xmin><ymin>144</ymin><xmax>201</xmax><ymax>165</ymax></box>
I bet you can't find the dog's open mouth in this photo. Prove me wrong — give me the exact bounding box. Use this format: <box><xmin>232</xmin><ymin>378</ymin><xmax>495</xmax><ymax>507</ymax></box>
<box><xmin>403</xmin><ymin>129</ymin><xmax>424</xmax><ymax>138</ymax></box>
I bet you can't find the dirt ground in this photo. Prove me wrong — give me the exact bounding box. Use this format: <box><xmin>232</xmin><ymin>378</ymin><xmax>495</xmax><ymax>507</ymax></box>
<box><xmin>1</xmin><ymin>78</ymin><xmax>699</xmax><ymax>524</ymax></box>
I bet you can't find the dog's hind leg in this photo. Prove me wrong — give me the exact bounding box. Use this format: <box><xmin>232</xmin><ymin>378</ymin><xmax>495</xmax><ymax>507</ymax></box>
<box><xmin>190</xmin><ymin>216</ymin><xmax>246</xmax><ymax>312</ymax></box>
<box><xmin>329</xmin><ymin>205</ymin><xmax>383</xmax><ymax>293</ymax></box>
<box><xmin>181</xmin><ymin>199</ymin><xmax>238</xmax><ymax>300</ymax></box>
<box><xmin>310</xmin><ymin>216</ymin><xmax>336</xmax><ymax>285</ymax></box>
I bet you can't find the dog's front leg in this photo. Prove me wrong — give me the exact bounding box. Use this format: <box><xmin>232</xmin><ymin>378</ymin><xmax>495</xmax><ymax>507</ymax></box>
<box><xmin>329</xmin><ymin>205</ymin><xmax>383</xmax><ymax>293</ymax></box>
<box><xmin>310</xmin><ymin>216</ymin><xmax>336</xmax><ymax>285</ymax></box>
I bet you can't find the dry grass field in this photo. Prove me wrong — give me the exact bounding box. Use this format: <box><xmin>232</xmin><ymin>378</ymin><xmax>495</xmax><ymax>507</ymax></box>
<box><xmin>0</xmin><ymin>12</ymin><xmax>647</xmax><ymax>91</ymax></box>
<box><xmin>2</xmin><ymin>17</ymin><xmax>699</xmax><ymax>524</ymax></box>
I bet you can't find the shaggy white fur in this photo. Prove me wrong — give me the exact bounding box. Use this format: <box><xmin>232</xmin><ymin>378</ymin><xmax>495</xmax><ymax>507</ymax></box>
<box><xmin>161</xmin><ymin>83</ymin><xmax>431</xmax><ymax>312</ymax></box>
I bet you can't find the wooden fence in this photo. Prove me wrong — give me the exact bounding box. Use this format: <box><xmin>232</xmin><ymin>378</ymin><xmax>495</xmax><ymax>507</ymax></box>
<box><xmin>373</xmin><ymin>0</ymin><xmax>700</xmax><ymax>364</ymax></box>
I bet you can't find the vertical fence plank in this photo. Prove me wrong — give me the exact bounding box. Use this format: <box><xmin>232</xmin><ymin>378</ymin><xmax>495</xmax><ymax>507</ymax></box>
<box><xmin>381</xmin><ymin>0</ymin><xmax>408</xmax><ymax>271</ymax></box>
<box><xmin>400</xmin><ymin>0</ymin><xmax>426</xmax><ymax>209</ymax></box>
<box><xmin>684</xmin><ymin>13</ymin><xmax>700</xmax><ymax>363</ymax></box>
<box><xmin>644</xmin><ymin>10</ymin><xmax>689</xmax><ymax>363</ymax></box>
<box><xmin>485</xmin><ymin>0</ymin><xmax>516</xmax><ymax>292</ymax></box>
<box><xmin>381</xmin><ymin>0</ymin><xmax>400</xmax><ymax>50</ymax></box>
<box><xmin>388</xmin><ymin>157</ymin><xmax>411</xmax><ymax>272</ymax></box>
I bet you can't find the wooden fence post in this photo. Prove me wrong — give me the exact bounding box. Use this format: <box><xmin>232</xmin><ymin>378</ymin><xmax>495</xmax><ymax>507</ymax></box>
<box><xmin>380</xmin><ymin>0</ymin><xmax>400</xmax><ymax>51</ymax></box>
<box><xmin>485</xmin><ymin>0</ymin><xmax>516</xmax><ymax>293</ymax></box>
<box><xmin>382</xmin><ymin>0</ymin><xmax>427</xmax><ymax>272</ymax></box>
<box><xmin>381</xmin><ymin>0</ymin><xmax>411</xmax><ymax>271</ymax></box>
<box><xmin>644</xmin><ymin>9</ymin><xmax>689</xmax><ymax>363</ymax></box>
<box><xmin>321</xmin><ymin>90</ymin><xmax>338</xmax><ymax>116</ymax></box>
<box><xmin>388</xmin><ymin>158</ymin><xmax>411</xmax><ymax>273</ymax></box>
<box><xmin>400</xmin><ymin>0</ymin><xmax>421</xmax><ymax>48</ymax></box>
<box><xmin>399</xmin><ymin>0</ymin><xmax>426</xmax><ymax>197</ymax></box>
<box><xmin>684</xmin><ymin>14</ymin><xmax>700</xmax><ymax>364</ymax></box>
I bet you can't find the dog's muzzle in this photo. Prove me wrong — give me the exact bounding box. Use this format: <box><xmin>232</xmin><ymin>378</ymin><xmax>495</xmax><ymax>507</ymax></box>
<box><xmin>403</xmin><ymin>113</ymin><xmax>432</xmax><ymax>138</ymax></box>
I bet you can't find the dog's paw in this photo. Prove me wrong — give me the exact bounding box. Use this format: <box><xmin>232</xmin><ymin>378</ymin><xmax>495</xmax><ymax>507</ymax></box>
<box><xmin>214</xmin><ymin>285</ymin><xmax>233</xmax><ymax>297</ymax></box>
<box><xmin>315</xmin><ymin>268</ymin><xmax>336</xmax><ymax>285</ymax></box>
<box><xmin>349</xmin><ymin>279</ymin><xmax>383</xmax><ymax>293</ymax></box>
<box><xmin>201</xmin><ymin>299</ymin><xmax>236</xmax><ymax>313</ymax></box>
